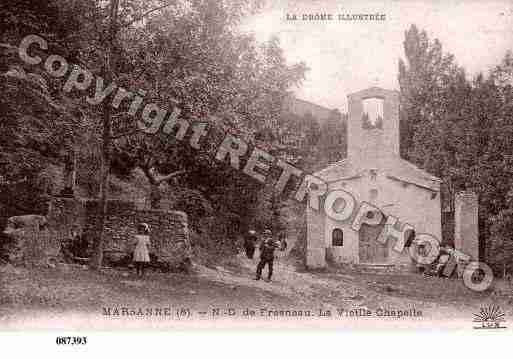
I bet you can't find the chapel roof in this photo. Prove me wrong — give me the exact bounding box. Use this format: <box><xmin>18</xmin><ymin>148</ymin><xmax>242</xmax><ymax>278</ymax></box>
<box><xmin>313</xmin><ymin>157</ymin><xmax>441</xmax><ymax>192</ymax></box>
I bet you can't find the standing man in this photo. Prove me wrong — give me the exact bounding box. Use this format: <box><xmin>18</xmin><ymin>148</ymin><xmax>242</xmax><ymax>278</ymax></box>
<box><xmin>244</xmin><ymin>229</ymin><xmax>258</xmax><ymax>259</ymax></box>
<box><xmin>255</xmin><ymin>229</ymin><xmax>280</xmax><ymax>282</ymax></box>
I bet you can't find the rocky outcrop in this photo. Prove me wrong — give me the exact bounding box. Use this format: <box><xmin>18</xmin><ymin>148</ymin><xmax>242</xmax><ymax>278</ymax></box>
<box><xmin>0</xmin><ymin>215</ymin><xmax>60</xmax><ymax>266</ymax></box>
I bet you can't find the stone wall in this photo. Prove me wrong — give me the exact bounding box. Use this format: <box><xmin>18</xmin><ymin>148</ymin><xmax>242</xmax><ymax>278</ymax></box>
<box><xmin>47</xmin><ymin>197</ymin><xmax>191</xmax><ymax>268</ymax></box>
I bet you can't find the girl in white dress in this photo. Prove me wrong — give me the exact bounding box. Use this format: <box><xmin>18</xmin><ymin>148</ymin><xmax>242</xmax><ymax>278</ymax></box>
<box><xmin>133</xmin><ymin>223</ymin><xmax>151</xmax><ymax>278</ymax></box>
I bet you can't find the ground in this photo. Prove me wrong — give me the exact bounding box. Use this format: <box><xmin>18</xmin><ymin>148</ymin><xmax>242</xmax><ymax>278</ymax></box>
<box><xmin>1</xmin><ymin>253</ymin><xmax>512</xmax><ymax>329</ymax></box>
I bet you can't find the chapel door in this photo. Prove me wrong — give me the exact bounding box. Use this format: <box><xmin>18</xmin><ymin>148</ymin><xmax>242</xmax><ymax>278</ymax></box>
<box><xmin>358</xmin><ymin>217</ymin><xmax>387</xmax><ymax>264</ymax></box>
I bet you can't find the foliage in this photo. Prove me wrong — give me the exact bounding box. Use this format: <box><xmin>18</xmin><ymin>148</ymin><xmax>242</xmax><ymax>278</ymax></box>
<box><xmin>488</xmin><ymin>206</ymin><xmax>513</xmax><ymax>276</ymax></box>
<box><xmin>399</xmin><ymin>24</ymin><xmax>513</xmax><ymax>274</ymax></box>
<box><xmin>316</xmin><ymin>110</ymin><xmax>346</xmax><ymax>169</ymax></box>
<box><xmin>0</xmin><ymin>0</ymin><xmax>310</xmax><ymax>264</ymax></box>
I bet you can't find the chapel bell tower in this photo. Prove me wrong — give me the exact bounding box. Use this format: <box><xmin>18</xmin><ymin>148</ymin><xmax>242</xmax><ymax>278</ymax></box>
<box><xmin>346</xmin><ymin>87</ymin><xmax>400</xmax><ymax>165</ymax></box>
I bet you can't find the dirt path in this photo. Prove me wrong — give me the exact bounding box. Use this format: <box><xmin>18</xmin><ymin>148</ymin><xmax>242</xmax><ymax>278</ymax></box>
<box><xmin>198</xmin><ymin>254</ymin><xmax>364</xmax><ymax>309</ymax></box>
<box><xmin>198</xmin><ymin>254</ymin><xmax>513</xmax><ymax>326</ymax></box>
<box><xmin>1</xmin><ymin>256</ymin><xmax>511</xmax><ymax>329</ymax></box>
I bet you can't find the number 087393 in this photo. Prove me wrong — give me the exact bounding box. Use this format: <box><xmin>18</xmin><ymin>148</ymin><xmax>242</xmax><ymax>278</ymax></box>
<box><xmin>55</xmin><ymin>336</ymin><xmax>87</xmax><ymax>345</ymax></box>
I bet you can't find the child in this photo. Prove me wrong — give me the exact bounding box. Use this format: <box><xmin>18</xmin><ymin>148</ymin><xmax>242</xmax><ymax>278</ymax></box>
<box><xmin>133</xmin><ymin>223</ymin><xmax>151</xmax><ymax>278</ymax></box>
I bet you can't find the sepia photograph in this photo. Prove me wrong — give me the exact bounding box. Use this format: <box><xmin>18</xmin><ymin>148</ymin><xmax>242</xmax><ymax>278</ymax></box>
<box><xmin>1</xmin><ymin>0</ymin><xmax>513</xmax><ymax>350</ymax></box>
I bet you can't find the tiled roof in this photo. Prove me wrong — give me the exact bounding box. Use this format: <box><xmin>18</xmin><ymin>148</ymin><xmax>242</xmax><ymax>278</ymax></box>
<box><xmin>314</xmin><ymin>157</ymin><xmax>440</xmax><ymax>191</ymax></box>
<box><xmin>314</xmin><ymin>158</ymin><xmax>357</xmax><ymax>180</ymax></box>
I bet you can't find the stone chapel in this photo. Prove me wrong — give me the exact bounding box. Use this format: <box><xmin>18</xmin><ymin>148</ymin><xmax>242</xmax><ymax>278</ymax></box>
<box><xmin>306</xmin><ymin>87</ymin><xmax>443</xmax><ymax>268</ymax></box>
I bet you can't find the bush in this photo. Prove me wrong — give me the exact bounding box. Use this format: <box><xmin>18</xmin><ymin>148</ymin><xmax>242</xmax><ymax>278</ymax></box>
<box><xmin>190</xmin><ymin>216</ymin><xmax>240</xmax><ymax>267</ymax></box>
<box><xmin>487</xmin><ymin>209</ymin><xmax>513</xmax><ymax>277</ymax></box>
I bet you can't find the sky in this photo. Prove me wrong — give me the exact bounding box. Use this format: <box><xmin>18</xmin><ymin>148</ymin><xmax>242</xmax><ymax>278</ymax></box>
<box><xmin>240</xmin><ymin>0</ymin><xmax>513</xmax><ymax>112</ymax></box>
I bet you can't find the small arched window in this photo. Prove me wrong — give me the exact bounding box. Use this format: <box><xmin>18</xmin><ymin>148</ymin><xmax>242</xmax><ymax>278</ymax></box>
<box><xmin>332</xmin><ymin>228</ymin><xmax>344</xmax><ymax>246</ymax></box>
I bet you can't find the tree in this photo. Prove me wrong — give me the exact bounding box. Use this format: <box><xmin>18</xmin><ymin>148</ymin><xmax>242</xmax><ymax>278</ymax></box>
<box><xmin>85</xmin><ymin>1</ymin><xmax>306</xmax><ymax>263</ymax></box>
<box><xmin>488</xmin><ymin>192</ymin><xmax>513</xmax><ymax>277</ymax></box>
<box><xmin>106</xmin><ymin>4</ymin><xmax>307</xmax><ymax>210</ymax></box>
<box><xmin>2</xmin><ymin>0</ymin><xmax>309</xmax><ymax>266</ymax></box>
<box><xmin>399</xmin><ymin>24</ymin><xmax>513</xmax><ymax>274</ymax></box>
<box><xmin>398</xmin><ymin>24</ymin><xmax>470</xmax><ymax>209</ymax></box>
<box><xmin>89</xmin><ymin>0</ymin><xmax>121</xmax><ymax>270</ymax></box>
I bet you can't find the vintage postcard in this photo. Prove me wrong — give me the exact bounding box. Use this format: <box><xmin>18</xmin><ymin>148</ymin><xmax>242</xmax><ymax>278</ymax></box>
<box><xmin>1</xmin><ymin>0</ymin><xmax>512</xmax><ymax>337</ymax></box>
